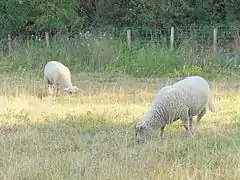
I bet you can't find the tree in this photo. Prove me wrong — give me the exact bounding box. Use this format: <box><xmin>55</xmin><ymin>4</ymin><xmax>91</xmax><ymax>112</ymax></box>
<box><xmin>0</xmin><ymin>0</ymin><xmax>84</xmax><ymax>37</ymax></box>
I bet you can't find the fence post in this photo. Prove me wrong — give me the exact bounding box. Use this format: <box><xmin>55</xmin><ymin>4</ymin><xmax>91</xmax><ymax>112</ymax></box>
<box><xmin>170</xmin><ymin>27</ymin><xmax>174</xmax><ymax>51</ymax></box>
<box><xmin>213</xmin><ymin>27</ymin><xmax>217</xmax><ymax>52</ymax></box>
<box><xmin>45</xmin><ymin>31</ymin><xmax>50</xmax><ymax>48</ymax></box>
<box><xmin>127</xmin><ymin>29</ymin><xmax>132</xmax><ymax>47</ymax></box>
<box><xmin>8</xmin><ymin>32</ymin><xmax>12</xmax><ymax>53</ymax></box>
<box><xmin>235</xmin><ymin>30</ymin><xmax>240</xmax><ymax>51</ymax></box>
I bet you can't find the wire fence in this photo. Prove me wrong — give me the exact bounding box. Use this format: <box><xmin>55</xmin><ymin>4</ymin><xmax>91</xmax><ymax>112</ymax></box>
<box><xmin>1</xmin><ymin>25</ymin><xmax>240</xmax><ymax>55</ymax></box>
<box><xmin>104</xmin><ymin>25</ymin><xmax>240</xmax><ymax>53</ymax></box>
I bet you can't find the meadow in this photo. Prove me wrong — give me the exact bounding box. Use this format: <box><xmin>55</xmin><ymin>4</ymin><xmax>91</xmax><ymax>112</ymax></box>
<box><xmin>0</xmin><ymin>32</ymin><xmax>240</xmax><ymax>179</ymax></box>
<box><xmin>0</xmin><ymin>72</ymin><xmax>240</xmax><ymax>180</ymax></box>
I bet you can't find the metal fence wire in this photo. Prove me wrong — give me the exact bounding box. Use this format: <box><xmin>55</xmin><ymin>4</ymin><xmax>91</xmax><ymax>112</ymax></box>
<box><xmin>1</xmin><ymin>25</ymin><xmax>240</xmax><ymax>55</ymax></box>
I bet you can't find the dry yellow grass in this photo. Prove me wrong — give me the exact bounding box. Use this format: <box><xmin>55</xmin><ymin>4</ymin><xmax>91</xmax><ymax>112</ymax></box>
<box><xmin>0</xmin><ymin>73</ymin><xmax>240</xmax><ymax>180</ymax></box>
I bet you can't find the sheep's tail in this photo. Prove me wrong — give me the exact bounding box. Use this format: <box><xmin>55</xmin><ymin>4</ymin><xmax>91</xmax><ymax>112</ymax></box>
<box><xmin>208</xmin><ymin>102</ymin><xmax>215</xmax><ymax>112</ymax></box>
<box><xmin>208</xmin><ymin>95</ymin><xmax>215</xmax><ymax>112</ymax></box>
<box><xmin>208</xmin><ymin>91</ymin><xmax>216</xmax><ymax>112</ymax></box>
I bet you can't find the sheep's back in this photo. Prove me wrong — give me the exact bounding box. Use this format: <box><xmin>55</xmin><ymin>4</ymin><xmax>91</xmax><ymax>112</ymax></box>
<box><xmin>44</xmin><ymin>61</ymin><xmax>71</xmax><ymax>82</ymax></box>
<box><xmin>153</xmin><ymin>76</ymin><xmax>212</xmax><ymax>118</ymax></box>
<box><xmin>172</xmin><ymin>77</ymin><xmax>212</xmax><ymax>115</ymax></box>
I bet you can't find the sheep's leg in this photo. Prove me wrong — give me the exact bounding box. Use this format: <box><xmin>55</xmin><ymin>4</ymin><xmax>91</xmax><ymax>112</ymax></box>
<box><xmin>47</xmin><ymin>82</ymin><xmax>54</xmax><ymax>95</ymax></box>
<box><xmin>56</xmin><ymin>83</ymin><xmax>61</xmax><ymax>95</ymax></box>
<box><xmin>52</xmin><ymin>83</ymin><xmax>59</xmax><ymax>94</ymax></box>
<box><xmin>44</xmin><ymin>77</ymin><xmax>51</xmax><ymax>93</ymax></box>
<box><xmin>48</xmin><ymin>84</ymin><xmax>53</xmax><ymax>94</ymax></box>
<box><xmin>182</xmin><ymin>115</ymin><xmax>194</xmax><ymax>137</ymax></box>
<box><xmin>48</xmin><ymin>80</ymin><xmax>55</xmax><ymax>95</ymax></box>
<box><xmin>189</xmin><ymin>116</ymin><xmax>193</xmax><ymax>133</ymax></box>
<box><xmin>157</xmin><ymin>125</ymin><xmax>166</xmax><ymax>138</ymax></box>
<box><xmin>193</xmin><ymin>108</ymin><xmax>207</xmax><ymax>136</ymax></box>
<box><xmin>51</xmin><ymin>84</ymin><xmax>56</xmax><ymax>94</ymax></box>
<box><xmin>49</xmin><ymin>83</ymin><xmax>55</xmax><ymax>96</ymax></box>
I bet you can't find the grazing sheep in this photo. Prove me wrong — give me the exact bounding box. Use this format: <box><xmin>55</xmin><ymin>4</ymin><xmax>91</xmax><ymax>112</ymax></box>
<box><xmin>43</xmin><ymin>61</ymin><xmax>79</xmax><ymax>94</ymax></box>
<box><xmin>135</xmin><ymin>76</ymin><xmax>215</xmax><ymax>143</ymax></box>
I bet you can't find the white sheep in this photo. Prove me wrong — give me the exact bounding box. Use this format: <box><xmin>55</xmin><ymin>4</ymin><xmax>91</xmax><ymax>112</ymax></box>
<box><xmin>43</xmin><ymin>60</ymin><xmax>79</xmax><ymax>94</ymax></box>
<box><xmin>135</xmin><ymin>76</ymin><xmax>215</xmax><ymax>143</ymax></box>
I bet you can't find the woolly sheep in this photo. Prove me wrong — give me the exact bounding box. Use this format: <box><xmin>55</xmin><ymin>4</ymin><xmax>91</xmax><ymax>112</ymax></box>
<box><xmin>135</xmin><ymin>76</ymin><xmax>215</xmax><ymax>143</ymax></box>
<box><xmin>43</xmin><ymin>61</ymin><xmax>79</xmax><ymax>94</ymax></box>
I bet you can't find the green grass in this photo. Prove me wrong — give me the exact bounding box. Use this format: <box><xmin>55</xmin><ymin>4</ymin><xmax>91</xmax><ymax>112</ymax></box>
<box><xmin>0</xmin><ymin>73</ymin><xmax>240</xmax><ymax>179</ymax></box>
<box><xmin>1</xmin><ymin>32</ymin><xmax>240</xmax><ymax>80</ymax></box>
<box><xmin>0</xmin><ymin>33</ymin><xmax>240</xmax><ymax>179</ymax></box>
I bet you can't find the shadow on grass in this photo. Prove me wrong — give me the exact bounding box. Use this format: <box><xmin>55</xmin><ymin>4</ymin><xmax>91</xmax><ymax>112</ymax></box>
<box><xmin>2</xmin><ymin>112</ymin><xmax>240</xmax><ymax>147</ymax></box>
<box><xmin>1</xmin><ymin>113</ymin><xmax>240</xmax><ymax>179</ymax></box>
<box><xmin>0</xmin><ymin>112</ymin><xmax>138</xmax><ymax>147</ymax></box>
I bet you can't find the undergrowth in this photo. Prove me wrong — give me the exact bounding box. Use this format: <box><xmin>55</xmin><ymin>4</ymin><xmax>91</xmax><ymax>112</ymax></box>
<box><xmin>1</xmin><ymin>32</ymin><xmax>240</xmax><ymax>80</ymax></box>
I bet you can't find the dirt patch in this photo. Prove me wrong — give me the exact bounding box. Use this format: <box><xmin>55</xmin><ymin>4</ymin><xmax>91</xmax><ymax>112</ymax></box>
<box><xmin>0</xmin><ymin>125</ymin><xmax>19</xmax><ymax>134</ymax></box>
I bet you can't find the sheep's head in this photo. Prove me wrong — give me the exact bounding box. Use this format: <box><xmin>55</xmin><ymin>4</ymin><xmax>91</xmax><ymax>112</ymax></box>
<box><xmin>135</xmin><ymin>121</ymin><xmax>149</xmax><ymax>143</ymax></box>
<box><xmin>64</xmin><ymin>86</ymin><xmax>79</xmax><ymax>94</ymax></box>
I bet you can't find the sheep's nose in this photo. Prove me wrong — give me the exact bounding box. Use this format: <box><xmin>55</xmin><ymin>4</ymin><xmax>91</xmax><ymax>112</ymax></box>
<box><xmin>136</xmin><ymin>138</ymin><xmax>145</xmax><ymax>143</ymax></box>
<box><xmin>136</xmin><ymin>136</ymin><xmax>145</xmax><ymax>143</ymax></box>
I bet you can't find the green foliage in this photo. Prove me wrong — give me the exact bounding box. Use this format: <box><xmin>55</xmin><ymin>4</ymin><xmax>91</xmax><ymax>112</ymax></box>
<box><xmin>0</xmin><ymin>0</ymin><xmax>83</xmax><ymax>37</ymax></box>
<box><xmin>110</xmin><ymin>44</ymin><xmax>185</xmax><ymax>77</ymax></box>
<box><xmin>35</xmin><ymin>1</ymin><xmax>84</xmax><ymax>32</ymax></box>
<box><xmin>86</xmin><ymin>0</ymin><xmax>240</xmax><ymax>28</ymax></box>
<box><xmin>1</xmin><ymin>0</ymin><xmax>240</xmax><ymax>36</ymax></box>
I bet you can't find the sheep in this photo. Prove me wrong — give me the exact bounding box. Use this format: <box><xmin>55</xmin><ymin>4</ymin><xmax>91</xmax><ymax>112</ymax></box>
<box><xmin>43</xmin><ymin>60</ymin><xmax>79</xmax><ymax>94</ymax></box>
<box><xmin>135</xmin><ymin>76</ymin><xmax>215</xmax><ymax>143</ymax></box>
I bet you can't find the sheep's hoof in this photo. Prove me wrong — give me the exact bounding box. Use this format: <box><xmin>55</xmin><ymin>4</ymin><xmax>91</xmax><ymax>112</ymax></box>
<box><xmin>157</xmin><ymin>134</ymin><xmax>165</xmax><ymax>139</ymax></box>
<box><xmin>188</xmin><ymin>130</ymin><xmax>194</xmax><ymax>137</ymax></box>
<box><xmin>192</xmin><ymin>131</ymin><xmax>197</xmax><ymax>137</ymax></box>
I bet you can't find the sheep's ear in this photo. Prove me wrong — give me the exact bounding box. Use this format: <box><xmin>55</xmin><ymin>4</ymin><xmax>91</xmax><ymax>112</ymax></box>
<box><xmin>135</xmin><ymin>121</ymin><xmax>144</xmax><ymax>130</ymax></box>
<box><xmin>64</xmin><ymin>87</ymin><xmax>69</xmax><ymax>92</ymax></box>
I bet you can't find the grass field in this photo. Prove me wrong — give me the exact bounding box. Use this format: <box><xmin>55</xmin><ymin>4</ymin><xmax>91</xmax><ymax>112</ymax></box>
<box><xmin>0</xmin><ymin>73</ymin><xmax>240</xmax><ymax>180</ymax></box>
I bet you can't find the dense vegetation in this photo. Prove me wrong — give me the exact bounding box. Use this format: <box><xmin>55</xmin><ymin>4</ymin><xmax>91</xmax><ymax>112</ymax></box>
<box><xmin>0</xmin><ymin>0</ymin><xmax>240</xmax><ymax>78</ymax></box>
<box><xmin>1</xmin><ymin>0</ymin><xmax>240</xmax><ymax>34</ymax></box>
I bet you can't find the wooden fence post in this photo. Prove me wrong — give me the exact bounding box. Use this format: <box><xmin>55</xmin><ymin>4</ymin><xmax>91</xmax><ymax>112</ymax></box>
<box><xmin>8</xmin><ymin>32</ymin><xmax>12</xmax><ymax>53</ymax></box>
<box><xmin>213</xmin><ymin>27</ymin><xmax>217</xmax><ymax>52</ymax></box>
<box><xmin>45</xmin><ymin>31</ymin><xmax>50</xmax><ymax>48</ymax></box>
<box><xmin>127</xmin><ymin>29</ymin><xmax>132</xmax><ymax>47</ymax></box>
<box><xmin>235</xmin><ymin>30</ymin><xmax>240</xmax><ymax>51</ymax></box>
<box><xmin>170</xmin><ymin>26</ymin><xmax>174</xmax><ymax>51</ymax></box>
